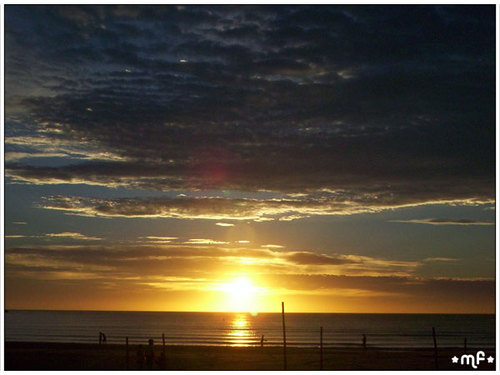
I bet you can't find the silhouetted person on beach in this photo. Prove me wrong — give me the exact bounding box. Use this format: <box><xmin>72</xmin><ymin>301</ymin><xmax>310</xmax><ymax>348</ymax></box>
<box><xmin>99</xmin><ymin>332</ymin><xmax>106</xmax><ymax>345</ymax></box>
<box><xmin>362</xmin><ymin>334</ymin><xmax>367</xmax><ymax>349</ymax></box>
<box><xmin>99</xmin><ymin>332</ymin><xmax>107</xmax><ymax>345</ymax></box>
<box><xmin>136</xmin><ymin>345</ymin><xmax>145</xmax><ymax>369</ymax></box>
<box><xmin>146</xmin><ymin>339</ymin><xmax>155</xmax><ymax>369</ymax></box>
<box><xmin>157</xmin><ymin>350</ymin><xmax>167</xmax><ymax>369</ymax></box>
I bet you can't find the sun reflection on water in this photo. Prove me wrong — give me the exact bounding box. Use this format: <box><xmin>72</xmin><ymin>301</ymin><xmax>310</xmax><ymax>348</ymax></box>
<box><xmin>227</xmin><ymin>313</ymin><xmax>254</xmax><ymax>347</ymax></box>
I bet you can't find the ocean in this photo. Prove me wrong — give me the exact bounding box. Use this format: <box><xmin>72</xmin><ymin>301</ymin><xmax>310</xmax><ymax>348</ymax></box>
<box><xmin>4</xmin><ymin>311</ymin><xmax>496</xmax><ymax>349</ymax></box>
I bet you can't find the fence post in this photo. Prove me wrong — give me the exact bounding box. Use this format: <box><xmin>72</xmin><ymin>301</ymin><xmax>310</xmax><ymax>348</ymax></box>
<box><xmin>320</xmin><ymin>326</ymin><xmax>323</xmax><ymax>370</ymax></box>
<box><xmin>126</xmin><ymin>337</ymin><xmax>129</xmax><ymax>370</ymax></box>
<box><xmin>432</xmin><ymin>327</ymin><xmax>438</xmax><ymax>369</ymax></box>
<box><xmin>282</xmin><ymin>302</ymin><xmax>287</xmax><ymax>370</ymax></box>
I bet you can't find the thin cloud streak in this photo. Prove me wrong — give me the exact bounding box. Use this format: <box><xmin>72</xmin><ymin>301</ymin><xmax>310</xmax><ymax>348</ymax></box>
<box><xmin>39</xmin><ymin>195</ymin><xmax>494</xmax><ymax>221</ymax></box>
<box><xmin>390</xmin><ymin>218</ymin><xmax>495</xmax><ymax>226</ymax></box>
<box><xmin>44</xmin><ymin>232</ymin><xmax>102</xmax><ymax>241</ymax></box>
<box><xmin>5</xmin><ymin>232</ymin><xmax>102</xmax><ymax>241</ymax></box>
<box><xmin>423</xmin><ymin>257</ymin><xmax>459</xmax><ymax>262</ymax></box>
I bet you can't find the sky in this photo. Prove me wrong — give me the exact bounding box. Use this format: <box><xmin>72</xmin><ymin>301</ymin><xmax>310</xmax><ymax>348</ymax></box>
<box><xmin>3</xmin><ymin>5</ymin><xmax>496</xmax><ymax>313</ymax></box>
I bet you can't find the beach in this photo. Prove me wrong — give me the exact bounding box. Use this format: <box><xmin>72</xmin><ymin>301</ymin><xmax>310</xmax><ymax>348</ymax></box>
<box><xmin>5</xmin><ymin>342</ymin><xmax>496</xmax><ymax>370</ymax></box>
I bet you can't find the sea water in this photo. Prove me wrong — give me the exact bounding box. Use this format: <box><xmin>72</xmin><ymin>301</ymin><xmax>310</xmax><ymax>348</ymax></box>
<box><xmin>4</xmin><ymin>310</ymin><xmax>495</xmax><ymax>348</ymax></box>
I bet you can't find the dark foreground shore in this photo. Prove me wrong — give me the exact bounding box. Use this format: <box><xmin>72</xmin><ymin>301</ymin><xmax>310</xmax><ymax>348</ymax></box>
<box><xmin>5</xmin><ymin>342</ymin><xmax>496</xmax><ymax>370</ymax></box>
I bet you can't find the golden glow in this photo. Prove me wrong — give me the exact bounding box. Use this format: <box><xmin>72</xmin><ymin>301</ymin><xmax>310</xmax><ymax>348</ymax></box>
<box><xmin>224</xmin><ymin>277</ymin><xmax>254</xmax><ymax>296</ymax></box>
<box><xmin>221</xmin><ymin>276</ymin><xmax>258</xmax><ymax>313</ymax></box>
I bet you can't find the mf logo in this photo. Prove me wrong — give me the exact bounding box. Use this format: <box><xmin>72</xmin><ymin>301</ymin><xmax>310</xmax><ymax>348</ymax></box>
<box><xmin>451</xmin><ymin>351</ymin><xmax>495</xmax><ymax>369</ymax></box>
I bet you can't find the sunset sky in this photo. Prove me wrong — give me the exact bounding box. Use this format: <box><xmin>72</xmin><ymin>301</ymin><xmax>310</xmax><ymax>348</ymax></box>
<box><xmin>4</xmin><ymin>5</ymin><xmax>496</xmax><ymax>313</ymax></box>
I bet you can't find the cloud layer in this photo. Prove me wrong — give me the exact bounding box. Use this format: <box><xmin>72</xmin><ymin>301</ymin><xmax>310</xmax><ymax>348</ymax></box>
<box><xmin>5</xmin><ymin>243</ymin><xmax>494</xmax><ymax>312</ymax></box>
<box><xmin>5</xmin><ymin>243</ymin><xmax>423</xmax><ymax>280</ymax></box>
<box><xmin>5</xmin><ymin>5</ymin><xmax>496</xmax><ymax>216</ymax></box>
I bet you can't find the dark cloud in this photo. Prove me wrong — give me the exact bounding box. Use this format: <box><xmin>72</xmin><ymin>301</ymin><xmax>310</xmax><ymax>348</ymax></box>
<box><xmin>286</xmin><ymin>251</ymin><xmax>351</xmax><ymax>265</ymax></box>
<box><xmin>5</xmin><ymin>5</ymin><xmax>496</xmax><ymax>211</ymax></box>
<box><xmin>263</xmin><ymin>273</ymin><xmax>494</xmax><ymax>295</ymax></box>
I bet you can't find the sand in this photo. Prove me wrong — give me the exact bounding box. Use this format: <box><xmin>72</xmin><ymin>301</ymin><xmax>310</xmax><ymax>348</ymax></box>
<box><xmin>4</xmin><ymin>342</ymin><xmax>496</xmax><ymax>370</ymax></box>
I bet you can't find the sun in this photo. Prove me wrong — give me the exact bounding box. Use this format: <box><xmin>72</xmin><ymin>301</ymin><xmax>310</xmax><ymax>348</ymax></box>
<box><xmin>221</xmin><ymin>276</ymin><xmax>258</xmax><ymax>313</ymax></box>
<box><xmin>225</xmin><ymin>277</ymin><xmax>255</xmax><ymax>297</ymax></box>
